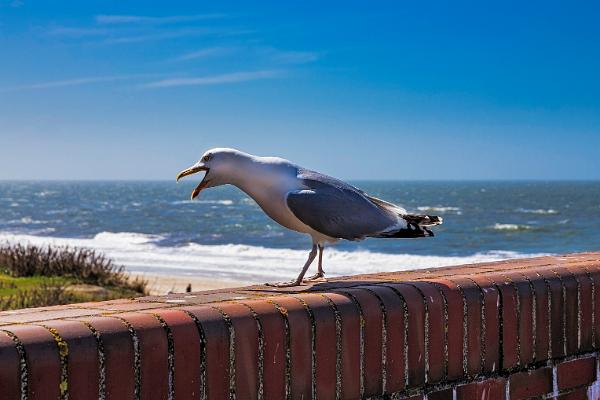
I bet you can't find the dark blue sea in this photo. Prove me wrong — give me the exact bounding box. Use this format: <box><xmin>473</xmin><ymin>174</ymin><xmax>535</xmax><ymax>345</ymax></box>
<box><xmin>0</xmin><ymin>181</ymin><xmax>598</xmax><ymax>282</ymax></box>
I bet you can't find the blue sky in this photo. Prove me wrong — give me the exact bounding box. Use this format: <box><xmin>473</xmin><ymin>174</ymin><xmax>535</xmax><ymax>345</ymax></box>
<box><xmin>0</xmin><ymin>1</ymin><xmax>599</xmax><ymax>180</ymax></box>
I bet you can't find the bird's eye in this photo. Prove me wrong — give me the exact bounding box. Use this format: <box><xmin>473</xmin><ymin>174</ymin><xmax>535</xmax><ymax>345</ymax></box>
<box><xmin>202</xmin><ymin>154</ymin><xmax>211</xmax><ymax>162</ymax></box>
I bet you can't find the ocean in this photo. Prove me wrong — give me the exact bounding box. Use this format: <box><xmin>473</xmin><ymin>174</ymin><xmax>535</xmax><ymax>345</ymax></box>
<box><xmin>0</xmin><ymin>181</ymin><xmax>598</xmax><ymax>283</ymax></box>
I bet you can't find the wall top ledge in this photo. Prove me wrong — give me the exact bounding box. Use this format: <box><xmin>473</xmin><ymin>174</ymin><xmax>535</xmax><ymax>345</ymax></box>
<box><xmin>2</xmin><ymin>252</ymin><xmax>600</xmax><ymax>399</ymax></box>
<box><xmin>1</xmin><ymin>252</ymin><xmax>599</xmax><ymax>323</ymax></box>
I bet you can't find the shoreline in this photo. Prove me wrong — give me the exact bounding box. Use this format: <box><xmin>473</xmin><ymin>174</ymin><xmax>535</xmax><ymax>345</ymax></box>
<box><xmin>130</xmin><ymin>272</ymin><xmax>248</xmax><ymax>295</ymax></box>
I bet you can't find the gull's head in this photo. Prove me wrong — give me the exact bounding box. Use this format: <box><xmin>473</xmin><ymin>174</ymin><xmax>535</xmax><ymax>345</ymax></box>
<box><xmin>176</xmin><ymin>148</ymin><xmax>251</xmax><ymax>200</ymax></box>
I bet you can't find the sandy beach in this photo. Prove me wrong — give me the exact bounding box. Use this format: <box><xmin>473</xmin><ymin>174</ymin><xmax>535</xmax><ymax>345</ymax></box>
<box><xmin>131</xmin><ymin>273</ymin><xmax>247</xmax><ymax>296</ymax></box>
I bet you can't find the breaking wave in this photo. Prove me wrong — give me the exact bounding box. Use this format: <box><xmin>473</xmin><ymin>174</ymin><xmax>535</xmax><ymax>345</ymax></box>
<box><xmin>417</xmin><ymin>206</ymin><xmax>461</xmax><ymax>214</ymax></box>
<box><xmin>0</xmin><ymin>231</ymin><xmax>550</xmax><ymax>283</ymax></box>
<box><xmin>490</xmin><ymin>223</ymin><xmax>533</xmax><ymax>231</ymax></box>
<box><xmin>516</xmin><ymin>208</ymin><xmax>559</xmax><ymax>215</ymax></box>
<box><xmin>171</xmin><ymin>199</ymin><xmax>234</xmax><ymax>206</ymax></box>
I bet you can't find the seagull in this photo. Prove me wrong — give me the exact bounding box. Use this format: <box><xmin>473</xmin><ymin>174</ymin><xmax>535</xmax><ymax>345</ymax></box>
<box><xmin>177</xmin><ymin>148</ymin><xmax>442</xmax><ymax>287</ymax></box>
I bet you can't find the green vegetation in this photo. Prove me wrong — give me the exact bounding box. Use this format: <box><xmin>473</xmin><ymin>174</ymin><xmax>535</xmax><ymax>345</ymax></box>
<box><xmin>0</xmin><ymin>243</ymin><xmax>147</xmax><ymax>310</ymax></box>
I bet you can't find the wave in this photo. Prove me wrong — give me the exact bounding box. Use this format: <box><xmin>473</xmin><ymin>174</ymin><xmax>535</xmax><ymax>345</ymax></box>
<box><xmin>417</xmin><ymin>206</ymin><xmax>461</xmax><ymax>214</ymax></box>
<box><xmin>516</xmin><ymin>208</ymin><xmax>558</xmax><ymax>215</ymax></box>
<box><xmin>171</xmin><ymin>199</ymin><xmax>234</xmax><ymax>206</ymax></box>
<box><xmin>35</xmin><ymin>190</ymin><xmax>58</xmax><ymax>197</ymax></box>
<box><xmin>6</xmin><ymin>217</ymin><xmax>50</xmax><ymax>225</ymax></box>
<box><xmin>490</xmin><ymin>223</ymin><xmax>533</xmax><ymax>231</ymax></box>
<box><xmin>0</xmin><ymin>231</ymin><xmax>550</xmax><ymax>283</ymax></box>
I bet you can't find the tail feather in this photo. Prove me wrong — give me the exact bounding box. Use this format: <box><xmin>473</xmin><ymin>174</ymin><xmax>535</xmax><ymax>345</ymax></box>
<box><xmin>375</xmin><ymin>214</ymin><xmax>443</xmax><ymax>238</ymax></box>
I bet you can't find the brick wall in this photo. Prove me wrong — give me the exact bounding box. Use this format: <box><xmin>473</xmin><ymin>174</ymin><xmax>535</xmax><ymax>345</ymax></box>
<box><xmin>1</xmin><ymin>252</ymin><xmax>600</xmax><ymax>399</ymax></box>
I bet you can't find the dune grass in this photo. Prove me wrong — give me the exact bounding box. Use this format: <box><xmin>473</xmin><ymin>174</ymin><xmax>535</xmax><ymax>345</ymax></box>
<box><xmin>0</xmin><ymin>243</ymin><xmax>147</xmax><ymax>311</ymax></box>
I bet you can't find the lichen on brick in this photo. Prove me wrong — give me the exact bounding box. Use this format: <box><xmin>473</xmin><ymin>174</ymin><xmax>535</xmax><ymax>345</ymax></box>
<box><xmin>77</xmin><ymin>321</ymin><xmax>106</xmax><ymax>400</ymax></box>
<box><xmin>1</xmin><ymin>329</ymin><xmax>28</xmax><ymax>400</ymax></box>
<box><xmin>42</xmin><ymin>325</ymin><xmax>69</xmax><ymax>400</ymax></box>
<box><xmin>152</xmin><ymin>314</ymin><xmax>175</xmax><ymax>400</ymax></box>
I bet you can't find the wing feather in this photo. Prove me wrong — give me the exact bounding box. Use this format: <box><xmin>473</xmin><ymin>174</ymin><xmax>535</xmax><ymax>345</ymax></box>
<box><xmin>286</xmin><ymin>170</ymin><xmax>400</xmax><ymax>240</ymax></box>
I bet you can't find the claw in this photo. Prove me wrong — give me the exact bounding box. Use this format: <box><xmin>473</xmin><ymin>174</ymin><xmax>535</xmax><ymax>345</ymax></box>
<box><xmin>265</xmin><ymin>280</ymin><xmax>303</xmax><ymax>288</ymax></box>
<box><xmin>303</xmin><ymin>272</ymin><xmax>326</xmax><ymax>282</ymax></box>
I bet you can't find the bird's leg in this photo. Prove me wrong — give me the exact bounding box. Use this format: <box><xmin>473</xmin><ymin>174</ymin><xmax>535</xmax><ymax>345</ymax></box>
<box><xmin>266</xmin><ymin>244</ymin><xmax>318</xmax><ymax>287</ymax></box>
<box><xmin>304</xmin><ymin>244</ymin><xmax>326</xmax><ymax>281</ymax></box>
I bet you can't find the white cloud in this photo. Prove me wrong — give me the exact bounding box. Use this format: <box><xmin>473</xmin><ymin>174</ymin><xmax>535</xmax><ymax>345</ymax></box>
<box><xmin>2</xmin><ymin>74</ymin><xmax>163</xmax><ymax>91</ymax></box>
<box><xmin>173</xmin><ymin>47</ymin><xmax>234</xmax><ymax>62</ymax></box>
<box><xmin>100</xmin><ymin>28</ymin><xmax>214</xmax><ymax>44</ymax></box>
<box><xmin>270</xmin><ymin>50</ymin><xmax>319</xmax><ymax>64</ymax></box>
<box><xmin>141</xmin><ymin>70</ymin><xmax>282</xmax><ymax>88</ymax></box>
<box><xmin>95</xmin><ymin>14</ymin><xmax>225</xmax><ymax>25</ymax></box>
<box><xmin>48</xmin><ymin>27</ymin><xmax>112</xmax><ymax>37</ymax></box>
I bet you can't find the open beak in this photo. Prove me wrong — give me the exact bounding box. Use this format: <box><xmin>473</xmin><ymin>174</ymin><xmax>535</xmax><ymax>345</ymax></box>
<box><xmin>176</xmin><ymin>164</ymin><xmax>209</xmax><ymax>200</ymax></box>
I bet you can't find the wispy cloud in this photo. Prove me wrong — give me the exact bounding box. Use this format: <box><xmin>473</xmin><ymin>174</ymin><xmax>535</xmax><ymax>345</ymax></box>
<box><xmin>2</xmin><ymin>74</ymin><xmax>162</xmax><ymax>92</ymax></box>
<box><xmin>269</xmin><ymin>49</ymin><xmax>319</xmax><ymax>64</ymax></box>
<box><xmin>141</xmin><ymin>70</ymin><xmax>282</xmax><ymax>89</ymax></box>
<box><xmin>100</xmin><ymin>28</ymin><xmax>215</xmax><ymax>44</ymax></box>
<box><xmin>170</xmin><ymin>46</ymin><xmax>319</xmax><ymax>64</ymax></box>
<box><xmin>95</xmin><ymin>14</ymin><xmax>225</xmax><ymax>25</ymax></box>
<box><xmin>48</xmin><ymin>26</ymin><xmax>112</xmax><ymax>37</ymax></box>
<box><xmin>173</xmin><ymin>47</ymin><xmax>235</xmax><ymax>62</ymax></box>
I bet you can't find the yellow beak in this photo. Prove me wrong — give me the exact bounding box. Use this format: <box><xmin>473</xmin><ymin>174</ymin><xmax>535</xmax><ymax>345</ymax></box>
<box><xmin>176</xmin><ymin>165</ymin><xmax>207</xmax><ymax>182</ymax></box>
<box><xmin>176</xmin><ymin>164</ymin><xmax>209</xmax><ymax>200</ymax></box>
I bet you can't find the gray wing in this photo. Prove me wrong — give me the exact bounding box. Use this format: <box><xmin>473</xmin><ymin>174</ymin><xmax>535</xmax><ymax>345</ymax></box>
<box><xmin>286</xmin><ymin>169</ymin><xmax>401</xmax><ymax>240</ymax></box>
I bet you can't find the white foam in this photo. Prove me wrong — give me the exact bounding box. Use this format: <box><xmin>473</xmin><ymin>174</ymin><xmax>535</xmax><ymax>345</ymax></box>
<box><xmin>417</xmin><ymin>206</ymin><xmax>461</xmax><ymax>213</ymax></box>
<box><xmin>516</xmin><ymin>208</ymin><xmax>559</xmax><ymax>215</ymax></box>
<box><xmin>35</xmin><ymin>191</ymin><xmax>57</xmax><ymax>197</ymax></box>
<box><xmin>0</xmin><ymin>231</ymin><xmax>549</xmax><ymax>283</ymax></box>
<box><xmin>6</xmin><ymin>217</ymin><xmax>49</xmax><ymax>225</ymax></box>
<box><xmin>171</xmin><ymin>199</ymin><xmax>234</xmax><ymax>206</ymax></box>
<box><xmin>490</xmin><ymin>223</ymin><xmax>532</xmax><ymax>231</ymax></box>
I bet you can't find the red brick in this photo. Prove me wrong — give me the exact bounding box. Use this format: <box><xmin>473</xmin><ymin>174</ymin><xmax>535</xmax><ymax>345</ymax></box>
<box><xmin>556</xmin><ymin>387</ymin><xmax>589</xmax><ymax>400</ymax></box>
<box><xmin>295</xmin><ymin>293</ymin><xmax>337</xmax><ymax>400</ymax></box>
<box><xmin>567</xmin><ymin>265</ymin><xmax>594</xmax><ymax>351</ymax></box>
<box><xmin>114</xmin><ymin>312</ymin><xmax>169</xmax><ymax>400</ymax></box>
<box><xmin>337</xmin><ymin>287</ymin><xmax>384</xmax><ymax>397</ymax></box>
<box><xmin>238</xmin><ymin>299</ymin><xmax>286</xmax><ymax>400</ymax></box>
<box><xmin>488</xmin><ymin>272</ymin><xmax>520</xmax><ymax>370</ymax></box>
<box><xmin>538</xmin><ymin>269</ymin><xmax>566</xmax><ymax>358</ymax></box>
<box><xmin>587</xmin><ymin>267</ymin><xmax>600</xmax><ymax>349</ymax></box>
<box><xmin>149</xmin><ymin>309</ymin><xmax>201</xmax><ymax>400</ymax></box>
<box><xmin>408</xmin><ymin>281</ymin><xmax>446</xmax><ymax>383</ymax></box>
<box><xmin>215</xmin><ymin>303</ymin><xmax>259</xmax><ymax>400</ymax></box>
<box><xmin>504</xmin><ymin>272</ymin><xmax>535</xmax><ymax>366</ymax></box>
<box><xmin>428</xmin><ymin>387</ymin><xmax>453</xmax><ymax>400</ymax></box>
<box><xmin>554</xmin><ymin>267</ymin><xmax>579</xmax><ymax>355</ymax></box>
<box><xmin>322</xmin><ymin>292</ymin><xmax>361</xmax><ymax>400</ymax></box>
<box><xmin>456</xmin><ymin>377</ymin><xmax>506</xmax><ymax>399</ymax></box>
<box><xmin>557</xmin><ymin>356</ymin><xmax>596</xmax><ymax>391</ymax></box>
<box><xmin>361</xmin><ymin>285</ymin><xmax>406</xmax><ymax>394</ymax></box>
<box><xmin>71</xmin><ymin>316</ymin><xmax>135</xmax><ymax>399</ymax></box>
<box><xmin>43</xmin><ymin>319</ymin><xmax>99</xmax><ymax>399</ymax></box>
<box><xmin>268</xmin><ymin>296</ymin><xmax>312</xmax><ymax>400</ymax></box>
<box><xmin>183</xmin><ymin>306</ymin><xmax>230</xmax><ymax>400</ymax></box>
<box><xmin>0</xmin><ymin>330</ymin><xmax>21</xmax><ymax>399</ymax></box>
<box><xmin>509</xmin><ymin>367</ymin><xmax>553</xmax><ymax>399</ymax></box>
<box><xmin>85</xmin><ymin>301</ymin><xmax>173</xmax><ymax>312</ymax></box>
<box><xmin>429</xmin><ymin>278</ymin><xmax>464</xmax><ymax>380</ymax></box>
<box><xmin>2</xmin><ymin>324</ymin><xmax>61</xmax><ymax>400</ymax></box>
<box><xmin>385</xmin><ymin>283</ymin><xmax>426</xmax><ymax>387</ymax></box>
<box><xmin>450</xmin><ymin>276</ymin><xmax>483</xmax><ymax>377</ymax></box>
<box><xmin>0</xmin><ymin>307</ymin><xmax>102</xmax><ymax>324</ymax></box>
<box><xmin>469</xmin><ymin>275</ymin><xmax>501</xmax><ymax>373</ymax></box>
<box><xmin>520</xmin><ymin>269</ymin><xmax>551</xmax><ymax>362</ymax></box>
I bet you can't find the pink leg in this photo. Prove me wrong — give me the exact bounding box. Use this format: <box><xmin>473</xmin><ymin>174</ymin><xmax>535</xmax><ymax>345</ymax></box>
<box><xmin>304</xmin><ymin>244</ymin><xmax>326</xmax><ymax>281</ymax></box>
